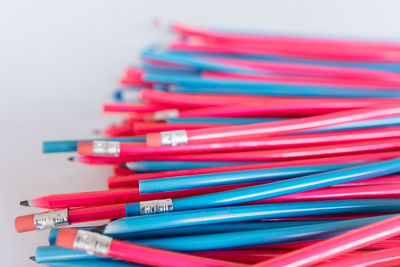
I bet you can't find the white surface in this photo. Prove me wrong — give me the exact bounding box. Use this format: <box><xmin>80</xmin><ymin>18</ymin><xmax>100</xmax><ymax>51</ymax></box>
<box><xmin>1</xmin><ymin>0</ymin><xmax>400</xmax><ymax>265</ymax></box>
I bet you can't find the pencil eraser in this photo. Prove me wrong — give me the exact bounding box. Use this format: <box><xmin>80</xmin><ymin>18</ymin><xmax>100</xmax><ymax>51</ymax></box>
<box><xmin>14</xmin><ymin>214</ymin><xmax>35</xmax><ymax>233</ymax></box>
<box><xmin>146</xmin><ymin>133</ymin><xmax>162</xmax><ymax>147</ymax></box>
<box><xmin>56</xmin><ymin>228</ymin><xmax>78</xmax><ymax>249</ymax></box>
<box><xmin>77</xmin><ymin>141</ymin><xmax>93</xmax><ymax>156</ymax></box>
<box><xmin>142</xmin><ymin>113</ymin><xmax>155</xmax><ymax>122</ymax></box>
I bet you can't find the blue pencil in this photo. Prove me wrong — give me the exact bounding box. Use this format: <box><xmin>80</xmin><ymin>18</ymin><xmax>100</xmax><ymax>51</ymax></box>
<box><xmin>42</xmin><ymin>136</ymin><xmax>145</xmax><ymax>154</ymax></box>
<box><xmin>111</xmin><ymin>158</ymin><xmax>400</xmax><ymax>218</ymax></box>
<box><xmin>136</xmin><ymin>214</ymin><xmax>396</xmax><ymax>251</ymax></box>
<box><xmin>48</xmin><ymin>220</ymin><xmax>336</xmax><ymax>245</ymax></box>
<box><xmin>124</xmin><ymin>160</ymin><xmax>248</xmax><ymax>172</ymax></box>
<box><xmin>168</xmin><ymin>83</ymin><xmax>400</xmax><ymax>98</ymax></box>
<box><xmin>102</xmin><ymin>199</ymin><xmax>400</xmax><ymax>236</ymax></box>
<box><xmin>139</xmin><ymin>162</ymin><xmax>355</xmax><ymax>193</ymax></box>
<box><xmin>40</xmin><ymin>215</ymin><xmax>395</xmax><ymax>262</ymax></box>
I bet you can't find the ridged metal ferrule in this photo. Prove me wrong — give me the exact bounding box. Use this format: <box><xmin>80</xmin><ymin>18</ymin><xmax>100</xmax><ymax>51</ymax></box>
<box><xmin>140</xmin><ymin>199</ymin><xmax>173</xmax><ymax>215</ymax></box>
<box><xmin>160</xmin><ymin>130</ymin><xmax>188</xmax><ymax>146</ymax></box>
<box><xmin>73</xmin><ymin>230</ymin><xmax>112</xmax><ymax>256</ymax></box>
<box><xmin>92</xmin><ymin>141</ymin><xmax>120</xmax><ymax>157</ymax></box>
<box><xmin>153</xmin><ymin>109</ymin><xmax>179</xmax><ymax>121</ymax></box>
<box><xmin>33</xmin><ymin>209</ymin><xmax>69</xmax><ymax>230</ymax></box>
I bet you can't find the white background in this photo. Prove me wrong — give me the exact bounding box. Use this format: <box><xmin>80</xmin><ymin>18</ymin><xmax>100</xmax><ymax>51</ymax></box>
<box><xmin>1</xmin><ymin>0</ymin><xmax>400</xmax><ymax>265</ymax></box>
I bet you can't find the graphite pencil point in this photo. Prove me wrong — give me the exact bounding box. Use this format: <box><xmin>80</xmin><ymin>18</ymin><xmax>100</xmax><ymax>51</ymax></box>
<box><xmin>19</xmin><ymin>200</ymin><xmax>30</xmax><ymax>207</ymax></box>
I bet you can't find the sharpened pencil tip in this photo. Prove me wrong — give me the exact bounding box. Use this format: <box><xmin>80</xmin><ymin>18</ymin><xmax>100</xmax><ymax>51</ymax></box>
<box><xmin>91</xmin><ymin>225</ymin><xmax>106</xmax><ymax>233</ymax></box>
<box><xmin>29</xmin><ymin>256</ymin><xmax>36</xmax><ymax>262</ymax></box>
<box><xmin>119</xmin><ymin>164</ymin><xmax>128</xmax><ymax>169</ymax></box>
<box><xmin>68</xmin><ymin>157</ymin><xmax>75</xmax><ymax>162</ymax></box>
<box><xmin>93</xmin><ymin>129</ymin><xmax>101</xmax><ymax>135</ymax></box>
<box><xmin>20</xmin><ymin>200</ymin><xmax>30</xmax><ymax>207</ymax></box>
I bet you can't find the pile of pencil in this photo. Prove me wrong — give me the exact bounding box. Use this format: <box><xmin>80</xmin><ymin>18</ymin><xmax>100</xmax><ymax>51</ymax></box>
<box><xmin>15</xmin><ymin>23</ymin><xmax>400</xmax><ymax>267</ymax></box>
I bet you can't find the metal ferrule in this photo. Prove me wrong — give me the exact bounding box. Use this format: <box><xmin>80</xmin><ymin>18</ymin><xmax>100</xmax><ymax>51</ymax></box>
<box><xmin>33</xmin><ymin>209</ymin><xmax>69</xmax><ymax>231</ymax></box>
<box><xmin>122</xmin><ymin>90</ymin><xmax>141</xmax><ymax>103</ymax></box>
<box><xmin>92</xmin><ymin>141</ymin><xmax>120</xmax><ymax>157</ymax></box>
<box><xmin>160</xmin><ymin>130</ymin><xmax>188</xmax><ymax>146</ymax></box>
<box><xmin>153</xmin><ymin>109</ymin><xmax>179</xmax><ymax>121</ymax></box>
<box><xmin>140</xmin><ymin>199</ymin><xmax>173</xmax><ymax>215</ymax></box>
<box><xmin>73</xmin><ymin>230</ymin><xmax>112</xmax><ymax>256</ymax></box>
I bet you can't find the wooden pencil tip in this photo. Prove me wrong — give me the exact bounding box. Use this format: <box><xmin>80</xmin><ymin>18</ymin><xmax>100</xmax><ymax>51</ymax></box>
<box><xmin>29</xmin><ymin>256</ymin><xmax>36</xmax><ymax>262</ymax></box>
<box><xmin>19</xmin><ymin>200</ymin><xmax>30</xmax><ymax>207</ymax></box>
<box><xmin>68</xmin><ymin>157</ymin><xmax>75</xmax><ymax>162</ymax></box>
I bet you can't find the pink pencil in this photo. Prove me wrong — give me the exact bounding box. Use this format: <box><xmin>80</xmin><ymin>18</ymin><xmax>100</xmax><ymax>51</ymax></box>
<box><xmin>254</xmin><ymin>214</ymin><xmax>400</xmax><ymax>267</ymax></box>
<box><xmin>78</xmin><ymin>138</ymin><xmax>400</xmax><ymax>163</ymax></box>
<box><xmin>81</xmin><ymin>127</ymin><xmax>400</xmax><ymax>156</ymax></box>
<box><xmin>56</xmin><ymin>228</ymin><xmax>244</xmax><ymax>267</ymax></box>
<box><xmin>146</xmin><ymin>105</ymin><xmax>400</xmax><ymax>147</ymax></box>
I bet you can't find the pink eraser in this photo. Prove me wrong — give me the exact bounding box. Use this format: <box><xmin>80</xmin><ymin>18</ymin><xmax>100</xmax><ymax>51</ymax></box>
<box><xmin>77</xmin><ymin>141</ymin><xmax>93</xmax><ymax>156</ymax></box>
<box><xmin>56</xmin><ymin>228</ymin><xmax>78</xmax><ymax>249</ymax></box>
<box><xmin>142</xmin><ymin>113</ymin><xmax>155</xmax><ymax>122</ymax></box>
<box><xmin>146</xmin><ymin>133</ymin><xmax>162</xmax><ymax>147</ymax></box>
<box><xmin>14</xmin><ymin>214</ymin><xmax>35</xmax><ymax>233</ymax></box>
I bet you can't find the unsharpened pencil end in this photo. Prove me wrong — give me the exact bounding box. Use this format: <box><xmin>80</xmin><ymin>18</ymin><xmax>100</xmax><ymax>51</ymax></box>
<box><xmin>15</xmin><ymin>214</ymin><xmax>35</xmax><ymax>233</ymax></box>
<box><xmin>142</xmin><ymin>112</ymin><xmax>155</xmax><ymax>122</ymax></box>
<box><xmin>20</xmin><ymin>200</ymin><xmax>30</xmax><ymax>207</ymax></box>
<box><xmin>77</xmin><ymin>141</ymin><xmax>93</xmax><ymax>156</ymax></box>
<box><xmin>146</xmin><ymin>132</ymin><xmax>162</xmax><ymax>147</ymax></box>
<box><xmin>56</xmin><ymin>228</ymin><xmax>78</xmax><ymax>249</ymax></box>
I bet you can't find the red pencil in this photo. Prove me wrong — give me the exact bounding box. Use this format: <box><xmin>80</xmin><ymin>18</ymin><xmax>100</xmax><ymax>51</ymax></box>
<box><xmin>170</xmin><ymin>29</ymin><xmax>400</xmax><ymax>63</ymax></box>
<box><xmin>80</xmin><ymin>126</ymin><xmax>400</xmax><ymax>156</ymax></box>
<box><xmin>139</xmin><ymin>88</ymin><xmax>392</xmax><ymax>109</ymax></box>
<box><xmin>317</xmin><ymin>247</ymin><xmax>400</xmax><ymax>267</ymax></box>
<box><xmin>103</xmin><ymin>122</ymin><xmax>215</xmax><ymax>137</ymax></box>
<box><xmin>76</xmin><ymin>138</ymin><xmax>400</xmax><ymax>163</ymax></box>
<box><xmin>172</xmin><ymin>23</ymin><xmax>400</xmax><ymax>52</ymax></box>
<box><xmin>20</xmin><ymin>182</ymin><xmax>262</xmax><ymax>209</ymax></box>
<box><xmin>146</xmin><ymin>105</ymin><xmax>400</xmax><ymax>147</ymax></box>
<box><xmin>56</xmin><ymin>228</ymin><xmax>244</xmax><ymax>267</ymax></box>
<box><xmin>102</xmin><ymin>103</ymin><xmax>172</xmax><ymax>113</ymax></box>
<box><xmin>254</xmin><ymin>214</ymin><xmax>400</xmax><ymax>267</ymax></box>
<box><xmin>143</xmin><ymin>100</ymin><xmax>389</xmax><ymax>122</ymax></box>
<box><xmin>14</xmin><ymin>202</ymin><xmax>399</xmax><ymax>233</ymax></box>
